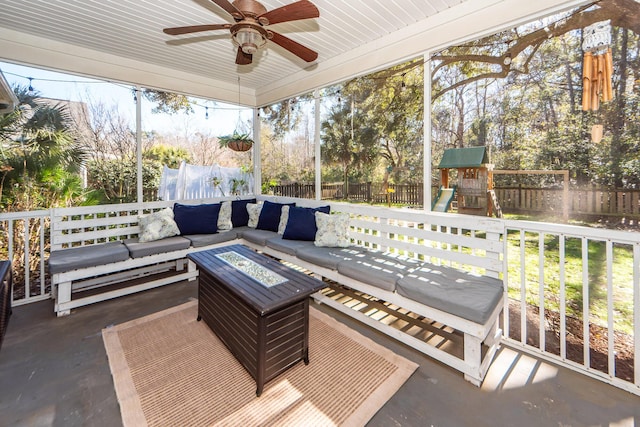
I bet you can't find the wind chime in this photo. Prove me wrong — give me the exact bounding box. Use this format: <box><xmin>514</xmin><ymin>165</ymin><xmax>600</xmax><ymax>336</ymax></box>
<box><xmin>582</xmin><ymin>20</ymin><xmax>613</xmax><ymax>143</ymax></box>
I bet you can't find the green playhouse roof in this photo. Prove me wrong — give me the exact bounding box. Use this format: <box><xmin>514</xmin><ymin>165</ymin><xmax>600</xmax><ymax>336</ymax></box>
<box><xmin>438</xmin><ymin>147</ymin><xmax>489</xmax><ymax>169</ymax></box>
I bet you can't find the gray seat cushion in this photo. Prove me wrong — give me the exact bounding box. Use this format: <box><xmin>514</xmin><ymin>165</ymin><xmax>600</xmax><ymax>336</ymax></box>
<box><xmin>396</xmin><ymin>263</ymin><xmax>503</xmax><ymax>324</ymax></box>
<box><xmin>240</xmin><ymin>228</ymin><xmax>279</xmax><ymax>246</ymax></box>
<box><xmin>232</xmin><ymin>226</ymin><xmax>251</xmax><ymax>236</ymax></box>
<box><xmin>336</xmin><ymin>252</ymin><xmax>419</xmax><ymax>292</ymax></box>
<box><xmin>266</xmin><ymin>237</ymin><xmax>314</xmax><ymax>256</ymax></box>
<box><xmin>48</xmin><ymin>241</ymin><xmax>130</xmax><ymax>274</ymax></box>
<box><xmin>184</xmin><ymin>230</ymin><xmax>239</xmax><ymax>248</ymax></box>
<box><xmin>295</xmin><ymin>246</ymin><xmax>364</xmax><ymax>270</ymax></box>
<box><xmin>124</xmin><ymin>236</ymin><xmax>191</xmax><ymax>259</ymax></box>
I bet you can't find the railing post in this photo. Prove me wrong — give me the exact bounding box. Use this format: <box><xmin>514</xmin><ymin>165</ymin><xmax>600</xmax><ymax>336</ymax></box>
<box><xmin>563</xmin><ymin>170</ymin><xmax>569</xmax><ymax>221</ymax></box>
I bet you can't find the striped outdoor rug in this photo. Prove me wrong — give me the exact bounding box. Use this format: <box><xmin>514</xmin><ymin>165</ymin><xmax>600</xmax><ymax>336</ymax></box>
<box><xmin>102</xmin><ymin>300</ymin><xmax>418</xmax><ymax>427</ymax></box>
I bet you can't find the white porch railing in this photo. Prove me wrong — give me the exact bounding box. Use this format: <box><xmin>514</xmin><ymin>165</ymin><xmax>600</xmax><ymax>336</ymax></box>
<box><xmin>0</xmin><ymin>209</ymin><xmax>51</xmax><ymax>306</ymax></box>
<box><xmin>1</xmin><ymin>201</ymin><xmax>639</xmax><ymax>395</ymax></box>
<box><xmin>502</xmin><ymin>219</ymin><xmax>640</xmax><ymax>395</ymax></box>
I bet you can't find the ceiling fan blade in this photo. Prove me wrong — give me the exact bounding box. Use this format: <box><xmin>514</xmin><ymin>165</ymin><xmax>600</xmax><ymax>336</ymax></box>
<box><xmin>259</xmin><ymin>0</ymin><xmax>319</xmax><ymax>25</ymax></box>
<box><xmin>210</xmin><ymin>0</ymin><xmax>245</xmax><ymax>20</ymax></box>
<box><xmin>163</xmin><ymin>24</ymin><xmax>231</xmax><ymax>35</ymax></box>
<box><xmin>236</xmin><ymin>47</ymin><xmax>253</xmax><ymax>65</ymax></box>
<box><xmin>269</xmin><ymin>31</ymin><xmax>318</xmax><ymax>62</ymax></box>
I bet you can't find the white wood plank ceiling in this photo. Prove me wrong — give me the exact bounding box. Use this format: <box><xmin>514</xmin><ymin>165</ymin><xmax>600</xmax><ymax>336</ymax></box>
<box><xmin>0</xmin><ymin>0</ymin><xmax>584</xmax><ymax>106</ymax></box>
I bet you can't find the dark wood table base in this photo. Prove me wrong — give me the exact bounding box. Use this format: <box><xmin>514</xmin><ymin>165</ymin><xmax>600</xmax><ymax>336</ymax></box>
<box><xmin>189</xmin><ymin>245</ymin><xmax>323</xmax><ymax>397</ymax></box>
<box><xmin>198</xmin><ymin>273</ymin><xmax>309</xmax><ymax>396</ymax></box>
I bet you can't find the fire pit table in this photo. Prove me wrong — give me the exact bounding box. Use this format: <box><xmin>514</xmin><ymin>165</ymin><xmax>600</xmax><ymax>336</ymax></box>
<box><xmin>187</xmin><ymin>244</ymin><xmax>325</xmax><ymax>396</ymax></box>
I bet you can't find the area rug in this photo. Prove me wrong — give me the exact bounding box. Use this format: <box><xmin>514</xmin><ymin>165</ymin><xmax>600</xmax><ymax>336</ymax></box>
<box><xmin>102</xmin><ymin>300</ymin><xmax>418</xmax><ymax>427</ymax></box>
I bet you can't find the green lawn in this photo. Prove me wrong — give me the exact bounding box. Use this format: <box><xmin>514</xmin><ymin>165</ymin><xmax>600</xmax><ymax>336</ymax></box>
<box><xmin>505</xmin><ymin>230</ymin><xmax>635</xmax><ymax>334</ymax></box>
<box><xmin>363</xmin><ymin>210</ymin><xmax>636</xmax><ymax>335</ymax></box>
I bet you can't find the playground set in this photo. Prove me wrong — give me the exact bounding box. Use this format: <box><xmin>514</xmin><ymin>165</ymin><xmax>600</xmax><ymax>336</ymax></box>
<box><xmin>433</xmin><ymin>147</ymin><xmax>570</xmax><ymax>220</ymax></box>
<box><xmin>433</xmin><ymin>147</ymin><xmax>501</xmax><ymax>216</ymax></box>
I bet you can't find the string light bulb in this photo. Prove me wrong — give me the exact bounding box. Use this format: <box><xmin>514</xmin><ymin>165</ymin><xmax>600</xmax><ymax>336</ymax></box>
<box><xmin>27</xmin><ymin>77</ymin><xmax>34</xmax><ymax>96</ymax></box>
<box><xmin>205</xmin><ymin>106</ymin><xmax>209</xmax><ymax>119</ymax></box>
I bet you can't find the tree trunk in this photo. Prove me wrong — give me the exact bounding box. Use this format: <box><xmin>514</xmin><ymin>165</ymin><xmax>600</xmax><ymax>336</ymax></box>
<box><xmin>610</xmin><ymin>28</ymin><xmax>629</xmax><ymax>188</ymax></box>
<box><xmin>563</xmin><ymin>39</ymin><xmax>577</xmax><ymax>113</ymax></box>
<box><xmin>455</xmin><ymin>88</ymin><xmax>465</xmax><ymax>147</ymax></box>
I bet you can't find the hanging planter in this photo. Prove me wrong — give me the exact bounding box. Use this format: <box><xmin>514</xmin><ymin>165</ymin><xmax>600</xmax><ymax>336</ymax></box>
<box><xmin>218</xmin><ymin>132</ymin><xmax>253</xmax><ymax>152</ymax></box>
<box><xmin>219</xmin><ymin>77</ymin><xmax>253</xmax><ymax>152</ymax></box>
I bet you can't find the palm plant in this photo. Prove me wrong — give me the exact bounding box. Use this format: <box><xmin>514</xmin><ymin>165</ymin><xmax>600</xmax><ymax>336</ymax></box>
<box><xmin>1</xmin><ymin>86</ymin><xmax>89</xmax><ymax>287</ymax></box>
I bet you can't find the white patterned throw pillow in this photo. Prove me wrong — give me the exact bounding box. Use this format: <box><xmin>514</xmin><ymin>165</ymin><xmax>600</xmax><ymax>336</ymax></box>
<box><xmin>217</xmin><ymin>201</ymin><xmax>232</xmax><ymax>231</ymax></box>
<box><xmin>138</xmin><ymin>207</ymin><xmax>180</xmax><ymax>242</ymax></box>
<box><xmin>247</xmin><ymin>203</ymin><xmax>262</xmax><ymax>228</ymax></box>
<box><xmin>314</xmin><ymin>212</ymin><xmax>350</xmax><ymax>247</ymax></box>
<box><xmin>277</xmin><ymin>205</ymin><xmax>290</xmax><ymax>235</ymax></box>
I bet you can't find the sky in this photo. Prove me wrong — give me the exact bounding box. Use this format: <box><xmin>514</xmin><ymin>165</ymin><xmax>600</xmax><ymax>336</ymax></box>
<box><xmin>0</xmin><ymin>61</ymin><xmax>252</xmax><ymax>137</ymax></box>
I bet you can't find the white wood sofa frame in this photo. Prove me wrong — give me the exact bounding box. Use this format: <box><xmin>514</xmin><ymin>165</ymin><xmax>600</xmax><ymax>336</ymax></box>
<box><xmin>49</xmin><ymin>198</ymin><xmax>244</xmax><ymax>316</ymax></box>
<box><xmin>48</xmin><ymin>196</ymin><xmax>505</xmax><ymax>386</ymax></box>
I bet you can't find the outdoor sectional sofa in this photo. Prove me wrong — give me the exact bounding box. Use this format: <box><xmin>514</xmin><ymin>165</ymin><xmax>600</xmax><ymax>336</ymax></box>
<box><xmin>48</xmin><ymin>196</ymin><xmax>505</xmax><ymax>386</ymax></box>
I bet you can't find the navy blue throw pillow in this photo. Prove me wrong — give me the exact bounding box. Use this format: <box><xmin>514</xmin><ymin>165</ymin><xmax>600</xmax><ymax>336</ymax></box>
<box><xmin>231</xmin><ymin>198</ymin><xmax>256</xmax><ymax>227</ymax></box>
<box><xmin>173</xmin><ymin>203</ymin><xmax>220</xmax><ymax>235</ymax></box>
<box><xmin>256</xmin><ymin>200</ymin><xmax>296</xmax><ymax>232</ymax></box>
<box><xmin>283</xmin><ymin>205</ymin><xmax>330</xmax><ymax>241</ymax></box>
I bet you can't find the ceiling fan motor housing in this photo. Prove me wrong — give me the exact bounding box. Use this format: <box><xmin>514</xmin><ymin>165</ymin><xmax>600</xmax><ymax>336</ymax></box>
<box><xmin>232</xmin><ymin>0</ymin><xmax>268</xmax><ymax>19</ymax></box>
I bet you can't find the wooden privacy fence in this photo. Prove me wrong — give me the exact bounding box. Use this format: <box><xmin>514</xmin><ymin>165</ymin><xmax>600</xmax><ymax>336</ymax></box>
<box><xmin>496</xmin><ymin>186</ymin><xmax>640</xmax><ymax>218</ymax></box>
<box><xmin>273</xmin><ymin>182</ymin><xmax>426</xmax><ymax>206</ymax></box>
<box><xmin>272</xmin><ymin>182</ymin><xmax>640</xmax><ymax>219</ymax></box>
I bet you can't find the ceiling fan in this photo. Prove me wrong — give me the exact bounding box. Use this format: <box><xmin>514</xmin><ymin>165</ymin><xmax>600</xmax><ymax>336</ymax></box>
<box><xmin>163</xmin><ymin>0</ymin><xmax>319</xmax><ymax>65</ymax></box>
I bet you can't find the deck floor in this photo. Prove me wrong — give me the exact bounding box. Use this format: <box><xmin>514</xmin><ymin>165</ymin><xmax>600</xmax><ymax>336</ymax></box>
<box><xmin>1</xmin><ymin>280</ymin><xmax>639</xmax><ymax>426</ymax></box>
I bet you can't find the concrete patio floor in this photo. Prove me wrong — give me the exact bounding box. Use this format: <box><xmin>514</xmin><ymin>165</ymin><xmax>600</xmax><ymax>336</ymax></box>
<box><xmin>1</xmin><ymin>280</ymin><xmax>639</xmax><ymax>427</ymax></box>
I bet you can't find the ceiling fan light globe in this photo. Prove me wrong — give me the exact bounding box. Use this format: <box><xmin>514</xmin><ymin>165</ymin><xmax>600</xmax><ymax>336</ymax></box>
<box><xmin>233</xmin><ymin>28</ymin><xmax>266</xmax><ymax>55</ymax></box>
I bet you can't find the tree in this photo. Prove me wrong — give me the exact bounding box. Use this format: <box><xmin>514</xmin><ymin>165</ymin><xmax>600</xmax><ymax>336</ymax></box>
<box><xmin>261</xmin><ymin>94</ymin><xmax>315</xmax><ymax>139</ymax></box>
<box><xmin>319</xmin><ymin>60</ymin><xmax>423</xmax><ymax>191</ymax></box>
<box><xmin>0</xmin><ymin>86</ymin><xmax>88</xmax><ymax>209</ymax></box>
<box><xmin>191</xmin><ymin>131</ymin><xmax>225</xmax><ymax>165</ymax></box>
<box><xmin>144</xmin><ymin>144</ymin><xmax>190</xmax><ymax>169</ymax></box>
<box><xmin>86</xmin><ymin>157</ymin><xmax>162</xmax><ymax>203</ymax></box>
<box><xmin>321</xmin><ymin>100</ymin><xmax>378</xmax><ymax>192</ymax></box>
<box><xmin>430</xmin><ymin>0</ymin><xmax>640</xmax><ymax>188</ymax></box>
<box><xmin>0</xmin><ymin>86</ymin><xmax>89</xmax><ymax>280</ymax></box>
<box><xmin>430</xmin><ymin>0</ymin><xmax>640</xmax><ymax>100</ymax></box>
<box><xmin>141</xmin><ymin>89</ymin><xmax>193</xmax><ymax>115</ymax></box>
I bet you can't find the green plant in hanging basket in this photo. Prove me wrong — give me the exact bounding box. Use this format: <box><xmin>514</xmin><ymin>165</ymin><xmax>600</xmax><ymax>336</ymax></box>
<box><xmin>218</xmin><ymin>132</ymin><xmax>253</xmax><ymax>152</ymax></box>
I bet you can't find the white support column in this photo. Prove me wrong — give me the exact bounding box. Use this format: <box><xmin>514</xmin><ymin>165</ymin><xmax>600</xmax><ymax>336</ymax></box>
<box><xmin>423</xmin><ymin>53</ymin><xmax>432</xmax><ymax>211</ymax></box>
<box><xmin>314</xmin><ymin>89</ymin><xmax>321</xmax><ymax>201</ymax></box>
<box><xmin>253</xmin><ymin>107</ymin><xmax>261</xmax><ymax>195</ymax></box>
<box><xmin>135</xmin><ymin>85</ymin><xmax>143</xmax><ymax>204</ymax></box>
